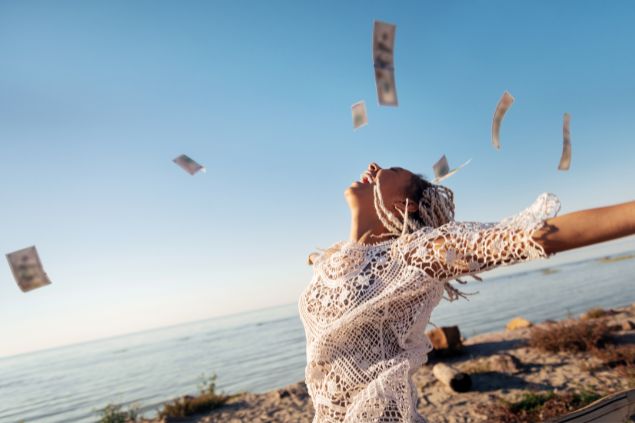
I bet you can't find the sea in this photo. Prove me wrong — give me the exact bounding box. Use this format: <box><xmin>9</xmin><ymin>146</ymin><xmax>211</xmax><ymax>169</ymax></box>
<box><xmin>2</xmin><ymin>250</ymin><xmax>635</xmax><ymax>423</ymax></box>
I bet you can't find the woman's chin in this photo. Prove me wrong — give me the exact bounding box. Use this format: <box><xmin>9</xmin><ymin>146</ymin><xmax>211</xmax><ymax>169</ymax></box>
<box><xmin>344</xmin><ymin>181</ymin><xmax>372</xmax><ymax>203</ymax></box>
<box><xmin>345</xmin><ymin>181</ymin><xmax>364</xmax><ymax>195</ymax></box>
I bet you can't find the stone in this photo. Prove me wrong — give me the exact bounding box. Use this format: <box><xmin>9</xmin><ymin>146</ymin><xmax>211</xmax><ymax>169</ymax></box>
<box><xmin>506</xmin><ymin>317</ymin><xmax>533</xmax><ymax>331</ymax></box>
<box><xmin>276</xmin><ymin>382</ymin><xmax>309</xmax><ymax>400</ymax></box>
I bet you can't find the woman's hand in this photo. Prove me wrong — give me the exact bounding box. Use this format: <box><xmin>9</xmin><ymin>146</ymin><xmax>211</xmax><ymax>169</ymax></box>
<box><xmin>532</xmin><ymin>200</ymin><xmax>635</xmax><ymax>255</ymax></box>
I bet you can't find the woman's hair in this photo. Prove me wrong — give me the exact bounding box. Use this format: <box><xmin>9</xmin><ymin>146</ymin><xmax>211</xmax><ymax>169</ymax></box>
<box><xmin>373</xmin><ymin>173</ymin><xmax>455</xmax><ymax>236</ymax></box>
<box><xmin>375</xmin><ymin>173</ymin><xmax>475</xmax><ymax>302</ymax></box>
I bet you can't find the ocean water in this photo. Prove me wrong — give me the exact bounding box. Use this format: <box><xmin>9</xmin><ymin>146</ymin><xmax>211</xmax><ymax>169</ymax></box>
<box><xmin>2</xmin><ymin>251</ymin><xmax>635</xmax><ymax>422</ymax></box>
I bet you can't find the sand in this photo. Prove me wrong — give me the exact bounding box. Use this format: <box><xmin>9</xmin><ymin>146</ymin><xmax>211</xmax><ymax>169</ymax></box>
<box><xmin>152</xmin><ymin>303</ymin><xmax>635</xmax><ymax>423</ymax></box>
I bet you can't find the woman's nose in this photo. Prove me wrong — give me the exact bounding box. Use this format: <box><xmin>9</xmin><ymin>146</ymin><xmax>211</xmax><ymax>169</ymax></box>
<box><xmin>369</xmin><ymin>163</ymin><xmax>381</xmax><ymax>172</ymax></box>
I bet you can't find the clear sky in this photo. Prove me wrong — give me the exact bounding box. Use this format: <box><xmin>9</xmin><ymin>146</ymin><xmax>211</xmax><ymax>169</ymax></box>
<box><xmin>1</xmin><ymin>0</ymin><xmax>635</xmax><ymax>357</ymax></box>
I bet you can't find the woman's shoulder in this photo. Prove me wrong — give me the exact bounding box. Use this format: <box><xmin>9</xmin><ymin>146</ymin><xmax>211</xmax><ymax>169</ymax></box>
<box><xmin>307</xmin><ymin>241</ymin><xmax>347</xmax><ymax>266</ymax></box>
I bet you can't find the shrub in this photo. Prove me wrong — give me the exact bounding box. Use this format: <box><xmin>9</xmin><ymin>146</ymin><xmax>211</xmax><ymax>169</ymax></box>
<box><xmin>485</xmin><ymin>389</ymin><xmax>602</xmax><ymax>423</ymax></box>
<box><xmin>158</xmin><ymin>373</ymin><xmax>229</xmax><ymax>418</ymax></box>
<box><xmin>507</xmin><ymin>391</ymin><xmax>555</xmax><ymax>413</ymax></box>
<box><xmin>582</xmin><ymin>307</ymin><xmax>608</xmax><ymax>320</ymax></box>
<box><xmin>97</xmin><ymin>403</ymin><xmax>140</xmax><ymax>423</ymax></box>
<box><xmin>528</xmin><ymin>319</ymin><xmax>609</xmax><ymax>353</ymax></box>
<box><xmin>593</xmin><ymin>344</ymin><xmax>635</xmax><ymax>368</ymax></box>
<box><xmin>158</xmin><ymin>393</ymin><xmax>229</xmax><ymax>418</ymax></box>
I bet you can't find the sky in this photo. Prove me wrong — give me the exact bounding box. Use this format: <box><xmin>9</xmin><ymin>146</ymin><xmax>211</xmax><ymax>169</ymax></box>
<box><xmin>1</xmin><ymin>0</ymin><xmax>635</xmax><ymax>357</ymax></box>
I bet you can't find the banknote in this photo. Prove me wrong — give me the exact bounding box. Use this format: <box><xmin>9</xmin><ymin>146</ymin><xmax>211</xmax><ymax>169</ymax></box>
<box><xmin>173</xmin><ymin>154</ymin><xmax>205</xmax><ymax>175</ymax></box>
<box><xmin>558</xmin><ymin>113</ymin><xmax>571</xmax><ymax>171</ymax></box>
<box><xmin>432</xmin><ymin>155</ymin><xmax>450</xmax><ymax>180</ymax></box>
<box><xmin>352</xmin><ymin>101</ymin><xmax>368</xmax><ymax>129</ymax></box>
<box><xmin>491</xmin><ymin>91</ymin><xmax>515</xmax><ymax>149</ymax></box>
<box><xmin>6</xmin><ymin>246</ymin><xmax>51</xmax><ymax>293</ymax></box>
<box><xmin>373</xmin><ymin>21</ymin><xmax>398</xmax><ymax>106</ymax></box>
<box><xmin>432</xmin><ymin>156</ymin><xmax>472</xmax><ymax>184</ymax></box>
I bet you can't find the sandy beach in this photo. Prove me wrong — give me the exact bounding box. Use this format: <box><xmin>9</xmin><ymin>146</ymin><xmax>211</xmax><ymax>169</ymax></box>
<box><xmin>136</xmin><ymin>303</ymin><xmax>635</xmax><ymax>423</ymax></box>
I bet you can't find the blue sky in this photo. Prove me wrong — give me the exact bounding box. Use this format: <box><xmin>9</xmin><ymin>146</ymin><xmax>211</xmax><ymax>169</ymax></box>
<box><xmin>1</xmin><ymin>0</ymin><xmax>635</xmax><ymax>357</ymax></box>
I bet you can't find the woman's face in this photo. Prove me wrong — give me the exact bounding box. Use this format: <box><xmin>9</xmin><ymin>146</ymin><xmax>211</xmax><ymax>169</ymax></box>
<box><xmin>345</xmin><ymin>163</ymin><xmax>415</xmax><ymax>213</ymax></box>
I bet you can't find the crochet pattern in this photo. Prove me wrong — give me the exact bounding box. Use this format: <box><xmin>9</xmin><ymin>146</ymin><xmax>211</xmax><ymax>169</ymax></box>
<box><xmin>299</xmin><ymin>193</ymin><xmax>561</xmax><ymax>422</ymax></box>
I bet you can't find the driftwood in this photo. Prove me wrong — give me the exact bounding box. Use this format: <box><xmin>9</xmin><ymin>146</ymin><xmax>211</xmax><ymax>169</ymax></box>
<box><xmin>432</xmin><ymin>363</ymin><xmax>472</xmax><ymax>393</ymax></box>
<box><xmin>426</xmin><ymin>326</ymin><xmax>463</xmax><ymax>357</ymax></box>
<box><xmin>547</xmin><ymin>388</ymin><xmax>635</xmax><ymax>422</ymax></box>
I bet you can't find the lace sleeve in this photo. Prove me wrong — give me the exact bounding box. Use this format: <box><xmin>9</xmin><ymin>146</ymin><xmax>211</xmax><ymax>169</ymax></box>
<box><xmin>399</xmin><ymin>193</ymin><xmax>561</xmax><ymax>282</ymax></box>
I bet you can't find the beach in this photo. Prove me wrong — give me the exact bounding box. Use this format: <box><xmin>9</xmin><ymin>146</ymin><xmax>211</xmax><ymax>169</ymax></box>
<box><xmin>3</xmin><ymin>250</ymin><xmax>635</xmax><ymax>423</ymax></box>
<box><xmin>147</xmin><ymin>303</ymin><xmax>635</xmax><ymax>422</ymax></box>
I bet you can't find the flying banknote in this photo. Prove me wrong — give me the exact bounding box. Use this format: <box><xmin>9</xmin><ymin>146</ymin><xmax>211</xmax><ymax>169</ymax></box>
<box><xmin>173</xmin><ymin>154</ymin><xmax>205</xmax><ymax>175</ymax></box>
<box><xmin>372</xmin><ymin>21</ymin><xmax>398</xmax><ymax>106</ymax></box>
<box><xmin>491</xmin><ymin>91</ymin><xmax>515</xmax><ymax>150</ymax></box>
<box><xmin>558</xmin><ymin>113</ymin><xmax>572</xmax><ymax>171</ymax></box>
<box><xmin>432</xmin><ymin>155</ymin><xmax>472</xmax><ymax>184</ymax></box>
<box><xmin>352</xmin><ymin>101</ymin><xmax>368</xmax><ymax>130</ymax></box>
<box><xmin>6</xmin><ymin>246</ymin><xmax>51</xmax><ymax>293</ymax></box>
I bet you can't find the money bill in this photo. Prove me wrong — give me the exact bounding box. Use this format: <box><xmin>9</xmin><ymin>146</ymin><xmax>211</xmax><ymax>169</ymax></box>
<box><xmin>6</xmin><ymin>246</ymin><xmax>51</xmax><ymax>293</ymax></box>
<box><xmin>173</xmin><ymin>154</ymin><xmax>205</xmax><ymax>175</ymax></box>
<box><xmin>491</xmin><ymin>91</ymin><xmax>515</xmax><ymax>149</ymax></box>
<box><xmin>373</xmin><ymin>21</ymin><xmax>398</xmax><ymax>106</ymax></box>
<box><xmin>432</xmin><ymin>155</ymin><xmax>450</xmax><ymax>180</ymax></box>
<box><xmin>352</xmin><ymin>101</ymin><xmax>368</xmax><ymax>130</ymax></box>
<box><xmin>558</xmin><ymin>113</ymin><xmax>572</xmax><ymax>171</ymax></box>
<box><xmin>432</xmin><ymin>155</ymin><xmax>472</xmax><ymax>184</ymax></box>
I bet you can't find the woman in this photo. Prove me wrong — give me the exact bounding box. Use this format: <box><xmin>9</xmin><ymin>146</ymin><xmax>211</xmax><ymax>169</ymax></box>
<box><xmin>298</xmin><ymin>162</ymin><xmax>635</xmax><ymax>423</ymax></box>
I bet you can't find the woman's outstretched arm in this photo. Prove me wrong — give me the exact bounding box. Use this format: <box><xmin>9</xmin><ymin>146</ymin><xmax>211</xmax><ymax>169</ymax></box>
<box><xmin>532</xmin><ymin>200</ymin><xmax>635</xmax><ymax>256</ymax></box>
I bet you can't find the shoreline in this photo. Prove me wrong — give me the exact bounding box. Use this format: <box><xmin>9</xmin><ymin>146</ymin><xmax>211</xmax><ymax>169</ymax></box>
<box><xmin>134</xmin><ymin>303</ymin><xmax>635</xmax><ymax>423</ymax></box>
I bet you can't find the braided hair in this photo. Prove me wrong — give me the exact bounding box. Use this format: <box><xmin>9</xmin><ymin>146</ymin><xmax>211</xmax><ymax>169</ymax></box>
<box><xmin>373</xmin><ymin>173</ymin><xmax>480</xmax><ymax>301</ymax></box>
<box><xmin>373</xmin><ymin>173</ymin><xmax>455</xmax><ymax>236</ymax></box>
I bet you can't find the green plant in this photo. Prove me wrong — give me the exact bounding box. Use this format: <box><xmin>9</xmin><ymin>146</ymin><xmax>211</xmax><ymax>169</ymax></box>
<box><xmin>198</xmin><ymin>373</ymin><xmax>219</xmax><ymax>395</ymax></box>
<box><xmin>507</xmin><ymin>391</ymin><xmax>555</xmax><ymax>413</ymax></box>
<box><xmin>97</xmin><ymin>403</ymin><xmax>140</xmax><ymax>423</ymax></box>
<box><xmin>158</xmin><ymin>373</ymin><xmax>229</xmax><ymax>418</ymax></box>
<box><xmin>485</xmin><ymin>389</ymin><xmax>603</xmax><ymax>423</ymax></box>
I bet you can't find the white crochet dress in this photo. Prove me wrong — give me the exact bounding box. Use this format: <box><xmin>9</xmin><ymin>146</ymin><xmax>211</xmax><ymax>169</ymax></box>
<box><xmin>298</xmin><ymin>193</ymin><xmax>560</xmax><ymax>422</ymax></box>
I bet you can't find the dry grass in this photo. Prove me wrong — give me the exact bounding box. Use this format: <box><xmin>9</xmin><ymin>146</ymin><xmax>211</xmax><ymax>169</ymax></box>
<box><xmin>593</xmin><ymin>344</ymin><xmax>635</xmax><ymax>389</ymax></box>
<box><xmin>593</xmin><ymin>344</ymin><xmax>635</xmax><ymax>368</ymax></box>
<box><xmin>158</xmin><ymin>374</ymin><xmax>230</xmax><ymax>418</ymax></box>
<box><xmin>528</xmin><ymin>319</ymin><xmax>609</xmax><ymax>353</ymax></box>
<box><xmin>484</xmin><ymin>389</ymin><xmax>602</xmax><ymax>423</ymax></box>
<box><xmin>582</xmin><ymin>307</ymin><xmax>608</xmax><ymax>320</ymax></box>
<box><xmin>158</xmin><ymin>392</ymin><xmax>230</xmax><ymax>418</ymax></box>
<box><xmin>488</xmin><ymin>316</ymin><xmax>633</xmax><ymax>421</ymax></box>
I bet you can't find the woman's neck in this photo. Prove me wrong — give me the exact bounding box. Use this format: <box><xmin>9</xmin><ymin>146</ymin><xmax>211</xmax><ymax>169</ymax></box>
<box><xmin>349</xmin><ymin>208</ymin><xmax>392</xmax><ymax>244</ymax></box>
